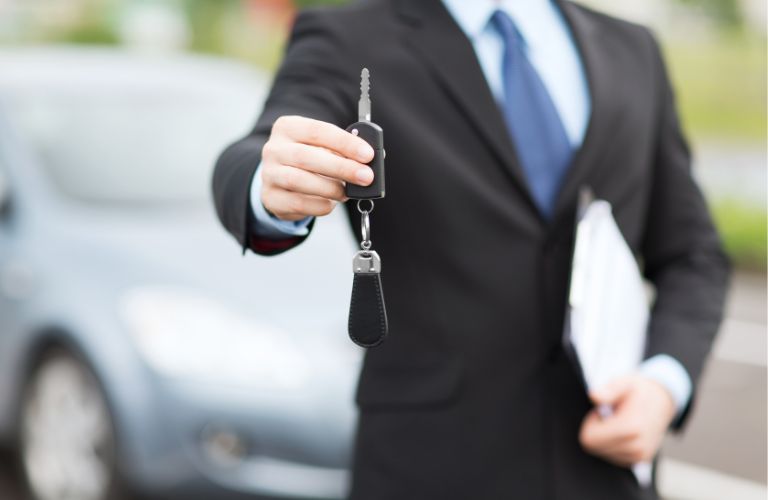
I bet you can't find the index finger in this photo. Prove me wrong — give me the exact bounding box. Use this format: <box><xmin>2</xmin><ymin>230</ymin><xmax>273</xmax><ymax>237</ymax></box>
<box><xmin>277</xmin><ymin>116</ymin><xmax>374</xmax><ymax>163</ymax></box>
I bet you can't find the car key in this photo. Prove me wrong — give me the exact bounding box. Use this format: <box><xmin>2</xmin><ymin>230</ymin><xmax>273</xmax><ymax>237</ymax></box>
<box><xmin>346</xmin><ymin>68</ymin><xmax>388</xmax><ymax>348</ymax></box>
<box><xmin>345</xmin><ymin>68</ymin><xmax>385</xmax><ymax>200</ymax></box>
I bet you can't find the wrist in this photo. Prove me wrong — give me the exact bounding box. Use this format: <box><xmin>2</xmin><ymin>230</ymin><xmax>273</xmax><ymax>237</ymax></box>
<box><xmin>250</xmin><ymin>165</ymin><xmax>313</xmax><ymax>238</ymax></box>
<box><xmin>638</xmin><ymin>354</ymin><xmax>693</xmax><ymax>419</ymax></box>
<box><xmin>641</xmin><ymin>376</ymin><xmax>676</xmax><ymax>422</ymax></box>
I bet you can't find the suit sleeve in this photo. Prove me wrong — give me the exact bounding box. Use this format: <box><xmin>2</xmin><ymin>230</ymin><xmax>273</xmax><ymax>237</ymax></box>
<box><xmin>640</xmin><ymin>31</ymin><xmax>731</xmax><ymax>428</ymax></box>
<box><xmin>212</xmin><ymin>9</ymin><xmax>355</xmax><ymax>255</ymax></box>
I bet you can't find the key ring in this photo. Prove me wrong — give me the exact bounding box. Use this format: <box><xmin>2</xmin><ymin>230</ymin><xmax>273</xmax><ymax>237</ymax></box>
<box><xmin>357</xmin><ymin>200</ymin><xmax>374</xmax><ymax>253</ymax></box>
<box><xmin>359</xmin><ymin>210</ymin><xmax>371</xmax><ymax>252</ymax></box>
<box><xmin>356</xmin><ymin>199</ymin><xmax>374</xmax><ymax>214</ymax></box>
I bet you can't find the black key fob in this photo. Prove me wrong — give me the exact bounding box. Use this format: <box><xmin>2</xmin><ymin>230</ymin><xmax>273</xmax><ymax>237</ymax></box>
<box><xmin>345</xmin><ymin>121</ymin><xmax>385</xmax><ymax>200</ymax></box>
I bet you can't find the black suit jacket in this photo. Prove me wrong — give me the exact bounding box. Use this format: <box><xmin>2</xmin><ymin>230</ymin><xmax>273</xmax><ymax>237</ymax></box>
<box><xmin>213</xmin><ymin>1</ymin><xmax>730</xmax><ymax>498</ymax></box>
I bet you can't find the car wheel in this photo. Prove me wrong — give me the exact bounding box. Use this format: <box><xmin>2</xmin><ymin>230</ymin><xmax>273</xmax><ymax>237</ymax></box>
<box><xmin>20</xmin><ymin>348</ymin><xmax>124</xmax><ymax>500</ymax></box>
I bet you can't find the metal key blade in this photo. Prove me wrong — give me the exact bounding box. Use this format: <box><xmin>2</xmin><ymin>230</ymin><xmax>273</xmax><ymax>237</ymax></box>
<box><xmin>358</xmin><ymin>68</ymin><xmax>371</xmax><ymax>122</ymax></box>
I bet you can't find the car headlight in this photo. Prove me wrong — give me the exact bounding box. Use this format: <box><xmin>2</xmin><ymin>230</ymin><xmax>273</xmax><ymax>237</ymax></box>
<box><xmin>118</xmin><ymin>286</ymin><xmax>311</xmax><ymax>390</ymax></box>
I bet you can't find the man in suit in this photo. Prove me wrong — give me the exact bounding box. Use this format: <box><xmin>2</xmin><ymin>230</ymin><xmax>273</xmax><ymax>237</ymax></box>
<box><xmin>213</xmin><ymin>0</ymin><xmax>730</xmax><ymax>498</ymax></box>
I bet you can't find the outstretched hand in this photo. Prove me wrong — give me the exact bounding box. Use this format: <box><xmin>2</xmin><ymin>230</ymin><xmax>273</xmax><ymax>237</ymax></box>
<box><xmin>260</xmin><ymin>116</ymin><xmax>375</xmax><ymax>221</ymax></box>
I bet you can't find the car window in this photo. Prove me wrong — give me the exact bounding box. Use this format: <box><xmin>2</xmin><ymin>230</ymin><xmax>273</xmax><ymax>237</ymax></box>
<box><xmin>5</xmin><ymin>82</ymin><xmax>260</xmax><ymax>205</ymax></box>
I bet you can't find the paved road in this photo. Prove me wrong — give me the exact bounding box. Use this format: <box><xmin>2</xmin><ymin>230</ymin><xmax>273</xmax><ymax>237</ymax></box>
<box><xmin>1</xmin><ymin>273</ymin><xmax>765</xmax><ymax>499</ymax></box>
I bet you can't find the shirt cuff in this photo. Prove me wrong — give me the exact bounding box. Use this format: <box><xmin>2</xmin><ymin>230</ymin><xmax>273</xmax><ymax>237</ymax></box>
<box><xmin>250</xmin><ymin>164</ymin><xmax>314</xmax><ymax>239</ymax></box>
<box><xmin>639</xmin><ymin>354</ymin><xmax>693</xmax><ymax>417</ymax></box>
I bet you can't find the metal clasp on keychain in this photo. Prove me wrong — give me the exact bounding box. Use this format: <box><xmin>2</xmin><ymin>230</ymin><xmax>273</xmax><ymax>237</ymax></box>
<box><xmin>353</xmin><ymin>199</ymin><xmax>381</xmax><ymax>274</ymax></box>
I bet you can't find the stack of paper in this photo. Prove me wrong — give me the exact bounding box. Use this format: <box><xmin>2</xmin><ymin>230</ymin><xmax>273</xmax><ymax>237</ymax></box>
<box><xmin>565</xmin><ymin>196</ymin><xmax>652</xmax><ymax>486</ymax></box>
<box><xmin>567</xmin><ymin>199</ymin><xmax>649</xmax><ymax>390</ymax></box>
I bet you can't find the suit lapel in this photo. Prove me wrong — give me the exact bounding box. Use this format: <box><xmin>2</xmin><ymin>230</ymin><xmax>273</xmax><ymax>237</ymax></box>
<box><xmin>393</xmin><ymin>0</ymin><xmax>542</xmax><ymax>218</ymax></box>
<box><xmin>550</xmin><ymin>1</ymin><xmax>612</xmax><ymax>225</ymax></box>
<box><xmin>393</xmin><ymin>0</ymin><xmax>612</xmax><ymax>228</ymax></box>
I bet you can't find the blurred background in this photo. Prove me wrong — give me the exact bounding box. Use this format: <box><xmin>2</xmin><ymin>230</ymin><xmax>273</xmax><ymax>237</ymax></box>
<box><xmin>0</xmin><ymin>0</ymin><xmax>764</xmax><ymax>499</ymax></box>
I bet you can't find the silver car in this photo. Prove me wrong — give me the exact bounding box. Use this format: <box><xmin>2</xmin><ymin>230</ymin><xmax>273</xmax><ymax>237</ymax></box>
<box><xmin>0</xmin><ymin>46</ymin><xmax>361</xmax><ymax>500</ymax></box>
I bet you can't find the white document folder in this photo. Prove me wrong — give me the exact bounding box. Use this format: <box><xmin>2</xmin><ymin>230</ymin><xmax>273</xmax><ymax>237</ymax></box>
<box><xmin>563</xmin><ymin>191</ymin><xmax>653</xmax><ymax>486</ymax></box>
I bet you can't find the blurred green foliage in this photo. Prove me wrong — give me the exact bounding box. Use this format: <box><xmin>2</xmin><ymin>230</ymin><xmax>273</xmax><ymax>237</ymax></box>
<box><xmin>293</xmin><ymin>0</ymin><xmax>348</xmax><ymax>6</ymax></box>
<box><xmin>58</xmin><ymin>24</ymin><xmax>119</xmax><ymax>45</ymax></box>
<box><xmin>664</xmin><ymin>33</ymin><xmax>766</xmax><ymax>142</ymax></box>
<box><xmin>712</xmin><ymin>200</ymin><xmax>767</xmax><ymax>272</ymax></box>
<box><xmin>675</xmin><ymin>0</ymin><xmax>742</xmax><ymax>27</ymax></box>
<box><xmin>184</xmin><ymin>0</ymin><xmax>240</xmax><ymax>55</ymax></box>
<box><xmin>21</xmin><ymin>0</ymin><xmax>120</xmax><ymax>46</ymax></box>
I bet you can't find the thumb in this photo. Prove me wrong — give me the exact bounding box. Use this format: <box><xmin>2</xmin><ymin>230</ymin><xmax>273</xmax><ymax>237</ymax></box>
<box><xmin>589</xmin><ymin>376</ymin><xmax>635</xmax><ymax>406</ymax></box>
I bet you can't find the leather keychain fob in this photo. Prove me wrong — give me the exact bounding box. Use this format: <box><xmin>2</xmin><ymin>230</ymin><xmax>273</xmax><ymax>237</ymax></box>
<box><xmin>349</xmin><ymin>242</ymin><xmax>388</xmax><ymax>347</ymax></box>
<box><xmin>347</xmin><ymin>68</ymin><xmax>388</xmax><ymax>347</ymax></box>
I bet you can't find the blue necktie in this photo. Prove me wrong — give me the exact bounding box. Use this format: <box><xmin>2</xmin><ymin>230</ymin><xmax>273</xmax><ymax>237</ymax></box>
<box><xmin>492</xmin><ymin>10</ymin><xmax>573</xmax><ymax>218</ymax></box>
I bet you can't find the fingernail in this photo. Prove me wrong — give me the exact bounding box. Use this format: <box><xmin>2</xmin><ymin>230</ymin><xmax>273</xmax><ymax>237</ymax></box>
<box><xmin>358</xmin><ymin>144</ymin><xmax>374</xmax><ymax>161</ymax></box>
<box><xmin>356</xmin><ymin>168</ymin><xmax>373</xmax><ymax>184</ymax></box>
